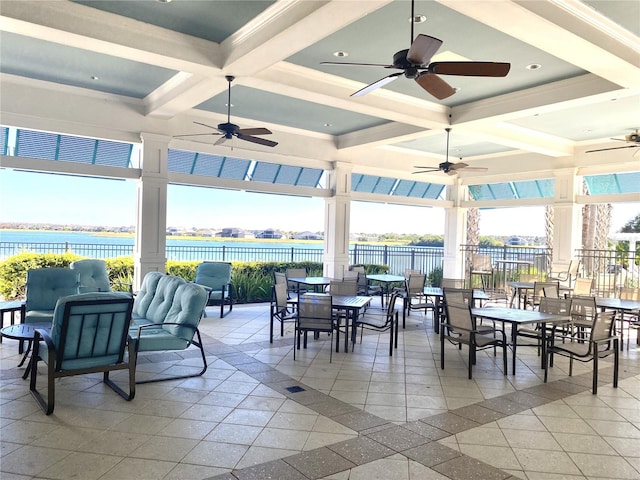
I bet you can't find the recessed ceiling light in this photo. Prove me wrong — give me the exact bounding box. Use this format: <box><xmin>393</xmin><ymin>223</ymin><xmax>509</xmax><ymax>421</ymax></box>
<box><xmin>156</xmin><ymin>0</ymin><xmax>172</xmax><ymax>3</ymax></box>
<box><xmin>333</xmin><ymin>51</ymin><xmax>348</xmax><ymax>58</ymax></box>
<box><xmin>454</xmin><ymin>87</ymin><xmax>461</xmax><ymax>92</ymax></box>
<box><xmin>91</xmin><ymin>75</ymin><xmax>99</xmax><ymax>80</ymax></box>
<box><xmin>409</xmin><ymin>15</ymin><xmax>427</xmax><ymax>23</ymax></box>
<box><xmin>526</xmin><ymin>63</ymin><xmax>542</xmax><ymax>70</ymax></box>
<box><xmin>225</xmin><ymin>103</ymin><xmax>234</xmax><ymax>108</ymax></box>
<box><xmin>324</xmin><ymin>123</ymin><xmax>332</xmax><ymax>127</ymax></box>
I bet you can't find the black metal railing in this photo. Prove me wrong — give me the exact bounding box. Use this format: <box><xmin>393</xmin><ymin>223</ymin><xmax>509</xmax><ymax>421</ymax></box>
<box><xmin>0</xmin><ymin>241</ymin><xmax>443</xmax><ymax>277</ymax></box>
<box><xmin>576</xmin><ymin>248</ymin><xmax>639</xmax><ymax>296</ymax></box>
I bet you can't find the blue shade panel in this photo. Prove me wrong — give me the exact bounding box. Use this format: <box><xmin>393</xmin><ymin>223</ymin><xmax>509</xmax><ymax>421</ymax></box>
<box><xmin>512</xmin><ymin>179</ymin><xmax>555</xmax><ymax>198</ymax></box>
<box><xmin>13</xmin><ymin>128</ymin><xmax>132</xmax><ymax>167</ymax></box>
<box><xmin>168</xmin><ymin>149</ymin><xmax>323</xmax><ymax>187</ymax></box>
<box><xmin>352</xmin><ymin>174</ymin><xmax>444</xmax><ymax>199</ymax></box>
<box><xmin>585</xmin><ymin>172</ymin><xmax>640</xmax><ymax>195</ymax></box>
<box><xmin>0</xmin><ymin>127</ymin><xmax>8</xmax><ymax>155</ymax></box>
<box><xmin>469</xmin><ymin>179</ymin><xmax>555</xmax><ymax>200</ymax></box>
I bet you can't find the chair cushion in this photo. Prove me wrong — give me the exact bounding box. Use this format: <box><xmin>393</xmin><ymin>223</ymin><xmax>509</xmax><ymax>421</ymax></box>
<box><xmin>195</xmin><ymin>262</ymin><xmax>232</xmax><ymax>290</ymax></box>
<box><xmin>131</xmin><ymin>271</ymin><xmax>164</xmax><ymax>320</ymax></box>
<box><xmin>70</xmin><ymin>259</ymin><xmax>111</xmax><ymax>293</ymax></box>
<box><xmin>25</xmin><ymin>268</ymin><xmax>79</xmax><ymax>312</ymax></box>
<box><xmin>25</xmin><ymin>310</ymin><xmax>54</xmax><ymax>324</ymax></box>
<box><xmin>162</xmin><ymin>282</ymin><xmax>208</xmax><ymax>340</ymax></box>
<box><xmin>129</xmin><ymin>326</ymin><xmax>190</xmax><ymax>352</ymax></box>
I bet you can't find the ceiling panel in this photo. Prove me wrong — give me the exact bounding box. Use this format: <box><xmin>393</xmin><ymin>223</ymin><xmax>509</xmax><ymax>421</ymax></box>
<box><xmin>392</xmin><ymin>131</ymin><xmax>513</xmax><ymax>158</ymax></box>
<box><xmin>73</xmin><ymin>0</ymin><xmax>275</xmax><ymax>43</ymax></box>
<box><xmin>508</xmin><ymin>95</ymin><xmax>640</xmax><ymax>141</ymax></box>
<box><xmin>583</xmin><ymin>0</ymin><xmax>640</xmax><ymax>36</ymax></box>
<box><xmin>286</xmin><ymin>0</ymin><xmax>586</xmax><ymax>106</ymax></box>
<box><xmin>195</xmin><ymin>85</ymin><xmax>390</xmax><ymax>136</ymax></box>
<box><xmin>0</xmin><ymin>32</ymin><xmax>176</xmax><ymax>98</ymax></box>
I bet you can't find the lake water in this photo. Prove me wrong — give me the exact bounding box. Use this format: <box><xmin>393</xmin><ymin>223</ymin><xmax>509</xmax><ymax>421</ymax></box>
<box><xmin>0</xmin><ymin>230</ymin><xmax>325</xmax><ymax>250</ymax></box>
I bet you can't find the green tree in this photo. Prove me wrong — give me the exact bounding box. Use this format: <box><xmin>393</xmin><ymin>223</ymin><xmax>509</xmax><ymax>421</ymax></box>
<box><xmin>620</xmin><ymin>213</ymin><xmax>640</xmax><ymax>233</ymax></box>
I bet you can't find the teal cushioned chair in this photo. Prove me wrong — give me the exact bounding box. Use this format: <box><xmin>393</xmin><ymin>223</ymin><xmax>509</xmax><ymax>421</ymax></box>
<box><xmin>129</xmin><ymin>274</ymin><xmax>209</xmax><ymax>383</ymax></box>
<box><xmin>194</xmin><ymin>262</ymin><xmax>234</xmax><ymax>318</ymax></box>
<box><xmin>70</xmin><ymin>259</ymin><xmax>111</xmax><ymax>293</ymax></box>
<box><xmin>30</xmin><ymin>292</ymin><xmax>135</xmax><ymax>415</ymax></box>
<box><xmin>70</xmin><ymin>259</ymin><xmax>133</xmax><ymax>293</ymax></box>
<box><xmin>23</xmin><ymin>268</ymin><xmax>80</xmax><ymax>324</ymax></box>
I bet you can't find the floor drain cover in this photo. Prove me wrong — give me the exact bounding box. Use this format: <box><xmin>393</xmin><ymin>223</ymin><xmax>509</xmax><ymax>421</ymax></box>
<box><xmin>285</xmin><ymin>386</ymin><xmax>305</xmax><ymax>393</ymax></box>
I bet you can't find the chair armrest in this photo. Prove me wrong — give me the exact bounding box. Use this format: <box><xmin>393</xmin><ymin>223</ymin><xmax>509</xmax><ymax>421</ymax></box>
<box><xmin>33</xmin><ymin>329</ymin><xmax>56</xmax><ymax>365</ymax></box>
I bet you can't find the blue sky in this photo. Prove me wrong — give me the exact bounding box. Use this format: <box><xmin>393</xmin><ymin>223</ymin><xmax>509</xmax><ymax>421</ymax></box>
<box><xmin>1</xmin><ymin>169</ymin><xmax>637</xmax><ymax>235</ymax></box>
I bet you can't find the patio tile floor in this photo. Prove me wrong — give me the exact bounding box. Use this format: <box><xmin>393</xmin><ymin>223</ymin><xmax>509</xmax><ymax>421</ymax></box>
<box><xmin>1</xmin><ymin>298</ymin><xmax>638</xmax><ymax>480</ymax></box>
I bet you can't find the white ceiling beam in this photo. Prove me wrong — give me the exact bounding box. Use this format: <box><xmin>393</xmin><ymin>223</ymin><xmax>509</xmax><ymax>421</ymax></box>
<box><xmin>438</xmin><ymin>0</ymin><xmax>640</xmax><ymax>88</ymax></box>
<box><xmin>250</xmin><ymin>62</ymin><xmax>450</xmax><ymax>128</ymax></box>
<box><xmin>0</xmin><ymin>1</ymin><xmax>223</xmax><ymax>74</ymax></box>
<box><xmin>221</xmin><ymin>0</ymin><xmax>392</xmax><ymax>75</ymax></box>
<box><xmin>144</xmin><ymin>74</ymin><xmax>225</xmax><ymax>119</ymax></box>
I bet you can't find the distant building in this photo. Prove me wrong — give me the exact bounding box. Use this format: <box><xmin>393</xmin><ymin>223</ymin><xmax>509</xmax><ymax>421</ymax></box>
<box><xmin>506</xmin><ymin>236</ymin><xmax>526</xmax><ymax>246</ymax></box>
<box><xmin>219</xmin><ymin>227</ymin><xmax>246</xmax><ymax>238</ymax></box>
<box><xmin>292</xmin><ymin>231</ymin><xmax>323</xmax><ymax>240</ymax></box>
<box><xmin>256</xmin><ymin>228</ymin><xmax>282</xmax><ymax>239</ymax></box>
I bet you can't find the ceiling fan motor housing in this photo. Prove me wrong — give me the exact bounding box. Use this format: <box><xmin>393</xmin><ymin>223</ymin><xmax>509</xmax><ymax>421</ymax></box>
<box><xmin>626</xmin><ymin>132</ymin><xmax>639</xmax><ymax>142</ymax></box>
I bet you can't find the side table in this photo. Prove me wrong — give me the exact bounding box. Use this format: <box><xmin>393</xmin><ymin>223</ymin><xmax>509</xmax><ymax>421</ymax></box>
<box><xmin>0</xmin><ymin>301</ymin><xmax>25</xmax><ymax>342</ymax></box>
<box><xmin>1</xmin><ymin>322</ymin><xmax>51</xmax><ymax>379</ymax></box>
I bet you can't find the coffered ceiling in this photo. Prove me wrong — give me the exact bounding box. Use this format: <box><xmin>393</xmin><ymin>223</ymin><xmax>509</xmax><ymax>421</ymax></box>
<box><xmin>1</xmin><ymin>0</ymin><xmax>638</xmax><ymax>187</ymax></box>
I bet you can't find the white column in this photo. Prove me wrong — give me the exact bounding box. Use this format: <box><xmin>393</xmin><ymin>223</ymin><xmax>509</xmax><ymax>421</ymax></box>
<box><xmin>324</xmin><ymin>162</ymin><xmax>352</xmax><ymax>278</ymax></box>
<box><xmin>443</xmin><ymin>180</ymin><xmax>468</xmax><ymax>280</ymax></box>
<box><xmin>134</xmin><ymin>132</ymin><xmax>170</xmax><ymax>290</ymax></box>
<box><xmin>552</xmin><ymin>168</ymin><xmax>582</xmax><ymax>265</ymax></box>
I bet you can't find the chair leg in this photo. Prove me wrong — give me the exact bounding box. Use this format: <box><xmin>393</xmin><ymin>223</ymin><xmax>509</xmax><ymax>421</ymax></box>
<box><xmin>468</xmin><ymin>344</ymin><xmax>474</xmax><ymax>380</ymax></box>
<box><xmin>592</xmin><ymin>347</ymin><xmax>598</xmax><ymax>394</ymax></box>
<box><xmin>613</xmin><ymin>339</ymin><xmax>619</xmax><ymax>388</ymax></box>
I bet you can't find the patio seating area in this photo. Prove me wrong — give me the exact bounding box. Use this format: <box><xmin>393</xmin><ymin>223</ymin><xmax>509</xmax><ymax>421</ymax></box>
<box><xmin>2</xmin><ymin>297</ymin><xmax>639</xmax><ymax>480</ymax></box>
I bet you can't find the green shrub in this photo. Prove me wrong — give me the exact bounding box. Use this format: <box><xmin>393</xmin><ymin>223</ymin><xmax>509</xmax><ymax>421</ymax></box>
<box><xmin>427</xmin><ymin>266</ymin><xmax>443</xmax><ymax>287</ymax></box>
<box><xmin>0</xmin><ymin>254</ymin><xmax>381</xmax><ymax>304</ymax></box>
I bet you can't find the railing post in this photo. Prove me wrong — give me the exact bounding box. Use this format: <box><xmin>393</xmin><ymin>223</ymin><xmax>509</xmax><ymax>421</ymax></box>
<box><xmin>410</xmin><ymin>249</ymin><xmax>415</xmax><ymax>270</ymax></box>
<box><xmin>222</xmin><ymin>245</ymin><xmax>226</xmax><ymax>261</ymax></box>
<box><xmin>65</xmin><ymin>242</ymin><xmax>69</xmax><ymax>253</ymax></box>
<box><xmin>291</xmin><ymin>247</ymin><xmax>294</xmax><ymax>263</ymax></box>
<box><xmin>383</xmin><ymin>245</ymin><xmax>388</xmax><ymax>269</ymax></box>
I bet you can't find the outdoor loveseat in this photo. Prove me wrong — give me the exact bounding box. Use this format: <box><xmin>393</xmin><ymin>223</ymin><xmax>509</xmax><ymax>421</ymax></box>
<box><xmin>129</xmin><ymin>272</ymin><xmax>209</xmax><ymax>383</ymax></box>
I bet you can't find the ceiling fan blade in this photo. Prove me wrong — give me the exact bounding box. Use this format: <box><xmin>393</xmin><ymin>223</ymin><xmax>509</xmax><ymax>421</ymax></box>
<box><xmin>193</xmin><ymin>121</ymin><xmax>219</xmax><ymax>130</ymax></box>
<box><xmin>173</xmin><ymin>133</ymin><xmax>221</xmax><ymax>138</ymax></box>
<box><xmin>407</xmin><ymin>34</ymin><xmax>443</xmax><ymax>65</ymax></box>
<box><xmin>321</xmin><ymin>61</ymin><xmax>395</xmax><ymax>68</ymax></box>
<box><xmin>412</xmin><ymin>169</ymin><xmax>440</xmax><ymax>174</ymax></box>
<box><xmin>445</xmin><ymin>170</ymin><xmax>459</xmax><ymax>176</ymax></box>
<box><xmin>237</xmin><ymin>127</ymin><xmax>272</xmax><ymax>136</ymax></box>
<box><xmin>586</xmin><ymin>145</ymin><xmax>639</xmax><ymax>153</ymax></box>
<box><xmin>415</xmin><ymin>72</ymin><xmax>456</xmax><ymax>100</ymax></box>
<box><xmin>352</xmin><ymin>72</ymin><xmax>402</xmax><ymax>97</ymax></box>
<box><xmin>428</xmin><ymin>61</ymin><xmax>511</xmax><ymax>77</ymax></box>
<box><xmin>237</xmin><ymin>133</ymin><xmax>278</xmax><ymax>147</ymax></box>
<box><xmin>214</xmin><ymin>136</ymin><xmax>228</xmax><ymax>146</ymax></box>
<box><xmin>460</xmin><ymin>166</ymin><xmax>489</xmax><ymax>172</ymax></box>
<box><xmin>449</xmin><ymin>162</ymin><xmax>469</xmax><ymax>170</ymax></box>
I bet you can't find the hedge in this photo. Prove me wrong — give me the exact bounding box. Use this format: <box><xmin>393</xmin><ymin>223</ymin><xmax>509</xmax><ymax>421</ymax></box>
<box><xmin>0</xmin><ymin>253</ymin><xmax>388</xmax><ymax>304</ymax></box>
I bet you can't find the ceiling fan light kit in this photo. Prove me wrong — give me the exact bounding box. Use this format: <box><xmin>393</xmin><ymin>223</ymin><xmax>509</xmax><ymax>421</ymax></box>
<box><xmin>321</xmin><ymin>0</ymin><xmax>510</xmax><ymax>100</ymax></box>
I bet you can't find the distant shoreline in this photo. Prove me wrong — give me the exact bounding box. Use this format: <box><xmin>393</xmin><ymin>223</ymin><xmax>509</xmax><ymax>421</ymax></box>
<box><xmin>0</xmin><ymin>228</ymin><xmax>405</xmax><ymax>246</ymax></box>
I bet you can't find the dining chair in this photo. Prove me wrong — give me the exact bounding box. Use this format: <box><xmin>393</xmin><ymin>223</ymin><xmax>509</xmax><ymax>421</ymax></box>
<box><xmin>618</xmin><ymin>287</ymin><xmax>640</xmax><ymax>350</ymax></box>
<box><xmin>570</xmin><ymin>295</ymin><xmax>598</xmax><ymax>338</ymax></box>
<box><xmin>30</xmin><ymin>292</ymin><xmax>135</xmax><ymax>414</ymax></box>
<box><xmin>571</xmin><ymin>277</ymin><xmax>593</xmax><ymax>296</ymax></box>
<box><xmin>526</xmin><ymin>281</ymin><xmax>559</xmax><ymax>310</ymax></box>
<box><xmin>517</xmin><ymin>296</ymin><xmax>572</xmax><ymax>355</ymax></box>
<box><xmin>355</xmin><ymin>292</ymin><xmax>399</xmax><ymax>356</ymax></box>
<box><xmin>328</xmin><ymin>280</ymin><xmax>357</xmax><ymax>296</ymax></box>
<box><xmin>548</xmin><ymin>259</ymin><xmax>580</xmax><ymax>288</ymax></box>
<box><xmin>545</xmin><ymin>310</ymin><xmax>618</xmax><ymax>394</ymax></box>
<box><xmin>469</xmin><ymin>254</ymin><xmax>494</xmax><ymax>291</ymax></box>
<box><xmin>402</xmin><ymin>274</ymin><xmax>432</xmax><ymax>327</ymax></box>
<box><xmin>270</xmin><ymin>282</ymin><xmax>296</xmax><ymax>343</ymax></box>
<box><xmin>286</xmin><ymin>267</ymin><xmax>308</xmax><ymax>295</ymax></box>
<box><xmin>440</xmin><ymin>301</ymin><xmax>507</xmax><ymax>379</ymax></box>
<box><xmin>350</xmin><ymin>266</ymin><xmax>381</xmax><ymax>298</ymax></box>
<box><xmin>294</xmin><ymin>293</ymin><xmax>336</xmax><ymax>363</ymax></box>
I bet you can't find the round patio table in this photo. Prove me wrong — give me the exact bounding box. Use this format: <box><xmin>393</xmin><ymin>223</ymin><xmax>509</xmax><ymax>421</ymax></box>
<box><xmin>1</xmin><ymin>322</ymin><xmax>51</xmax><ymax>379</ymax></box>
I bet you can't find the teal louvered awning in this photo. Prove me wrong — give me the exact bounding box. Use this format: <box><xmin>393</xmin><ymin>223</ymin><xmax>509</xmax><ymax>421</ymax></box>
<box><xmin>584</xmin><ymin>172</ymin><xmax>640</xmax><ymax>195</ymax></box>
<box><xmin>351</xmin><ymin>174</ymin><xmax>444</xmax><ymax>199</ymax></box>
<box><xmin>468</xmin><ymin>179</ymin><xmax>555</xmax><ymax>201</ymax></box>
<box><xmin>168</xmin><ymin>149</ymin><xmax>324</xmax><ymax>187</ymax></box>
